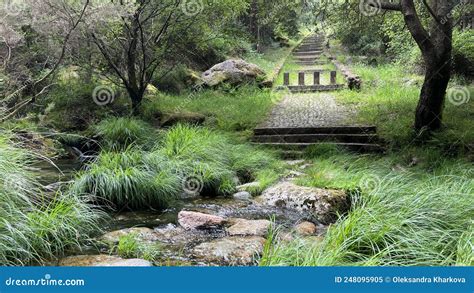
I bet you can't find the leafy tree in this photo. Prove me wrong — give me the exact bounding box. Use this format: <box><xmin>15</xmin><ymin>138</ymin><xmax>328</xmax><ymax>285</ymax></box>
<box><xmin>364</xmin><ymin>0</ymin><xmax>464</xmax><ymax>132</ymax></box>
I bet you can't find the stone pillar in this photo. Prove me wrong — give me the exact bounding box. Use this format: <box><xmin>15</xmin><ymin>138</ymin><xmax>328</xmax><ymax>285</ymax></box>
<box><xmin>313</xmin><ymin>72</ymin><xmax>320</xmax><ymax>85</ymax></box>
<box><xmin>298</xmin><ymin>72</ymin><xmax>305</xmax><ymax>86</ymax></box>
<box><xmin>283</xmin><ymin>72</ymin><xmax>290</xmax><ymax>86</ymax></box>
<box><xmin>330</xmin><ymin>71</ymin><xmax>337</xmax><ymax>85</ymax></box>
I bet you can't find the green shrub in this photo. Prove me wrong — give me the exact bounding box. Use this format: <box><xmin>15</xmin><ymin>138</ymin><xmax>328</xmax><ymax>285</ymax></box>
<box><xmin>452</xmin><ymin>29</ymin><xmax>474</xmax><ymax>77</ymax></box>
<box><xmin>42</xmin><ymin>81</ymin><xmax>128</xmax><ymax>131</ymax></box>
<box><xmin>73</xmin><ymin>124</ymin><xmax>281</xmax><ymax>209</ymax></box>
<box><xmin>94</xmin><ymin>117</ymin><xmax>156</xmax><ymax>151</ymax></box>
<box><xmin>71</xmin><ymin>149</ymin><xmax>180</xmax><ymax>210</ymax></box>
<box><xmin>0</xmin><ymin>133</ymin><xmax>101</xmax><ymax>265</ymax></box>
<box><xmin>261</xmin><ymin>151</ymin><xmax>474</xmax><ymax>266</ymax></box>
<box><xmin>142</xmin><ymin>86</ymin><xmax>281</xmax><ymax>132</ymax></box>
<box><xmin>116</xmin><ymin>233</ymin><xmax>160</xmax><ymax>261</ymax></box>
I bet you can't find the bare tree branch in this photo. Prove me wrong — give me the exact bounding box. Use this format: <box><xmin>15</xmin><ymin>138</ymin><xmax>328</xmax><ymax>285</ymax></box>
<box><xmin>1</xmin><ymin>0</ymin><xmax>91</xmax><ymax>123</ymax></box>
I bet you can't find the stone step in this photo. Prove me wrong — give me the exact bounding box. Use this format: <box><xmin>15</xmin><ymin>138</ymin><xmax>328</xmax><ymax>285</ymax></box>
<box><xmin>275</xmin><ymin>84</ymin><xmax>344</xmax><ymax>92</ymax></box>
<box><xmin>293</xmin><ymin>51</ymin><xmax>323</xmax><ymax>56</ymax></box>
<box><xmin>295</xmin><ymin>61</ymin><xmax>327</xmax><ymax>66</ymax></box>
<box><xmin>294</xmin><ymin>57</ymin><xmax>322</xmax><ymax>62</ymax></box>
<box><xmin>253</xmin><ymin>142</ymin><xmax>385</xmax><ymax>153</ymax></box>
<box><xmin>299</xmin><ymin>43</ymin><xmax>323</xmax><ymax>46</ymax></box>
<box><xmin>293</xmin><ymin>54</ymin><xmax>322</xmax><ymax>59</ymax></box>
<box><xmin>254</xmin><ymin>126</ymin><xmax>377</xmax><ymax>136</ymax></box>
<box><xmin>278</xmin><ymin>150</ymin><xmax>305</xmax><ymax>159</ymax></box>
<box><xmin>252</xmin><ymin>133</ymin><xmax>378</xmax><ymax>144</ymax></box>
<box><xmin>296</xmin><ymin>48</ymin><xmax>323</xmax><ymax>52</ymax></box>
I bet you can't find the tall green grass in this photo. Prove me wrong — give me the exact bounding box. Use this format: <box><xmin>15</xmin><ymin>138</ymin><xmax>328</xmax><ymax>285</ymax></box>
<box><xmin>142</xmin><ymin>86</ymin><xmax>281</xmax><ymax>132</ymax></box>
<box><xmin>260</xmin><ymin>146</ymin><xmax>474</xmax><ymax>266</ymax></box>
<box><xmin>336</xmin><ymin>64</ymin><xmax>474</xmax><ymax>148</ymax></box>
<box><xmin>73</xmin><ymin>124</ymin><xmax>282</xmax><ymax>210</ymax></box>
<box><xmin>94</xmin><ymin>117</ymin><xmax>156</xmax><ymax>151</ymax></box>
<box><xmin>0</xmin><ymin>133</ymin><xmax>101</xmax><ymax>265</ymax></box>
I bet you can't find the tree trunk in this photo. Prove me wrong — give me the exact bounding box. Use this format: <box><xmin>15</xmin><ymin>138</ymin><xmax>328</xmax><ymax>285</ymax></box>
<box><xmin>414</xmin><ymin>56</ymin><xmax>451</xmax><ymax>131</ymax></box>
<box><xmin>410</xmin><ymin>0</ymin><xmax>453</xmax><ymax>132</ymax></box>
<box><xmin>128</xmin><ymin>88</ymin><xmax>143</xmax><ymax>116</ymax></box>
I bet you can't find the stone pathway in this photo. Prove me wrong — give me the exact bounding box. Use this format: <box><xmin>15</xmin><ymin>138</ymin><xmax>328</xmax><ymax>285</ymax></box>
<box><xmin>259</xmin><ymin>93</ymin><xmax>354</xmax><ymax>128</ymax></box>
<box><xmin>253</xmin><ymin>34</ymin><xmax>382</xmax><ymax>153</ymax></box>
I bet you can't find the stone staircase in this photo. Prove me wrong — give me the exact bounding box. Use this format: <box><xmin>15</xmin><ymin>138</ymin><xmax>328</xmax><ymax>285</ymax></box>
<box><xmin>276</xmin><ymin>35</ymin><xmax>344</xmax><ymax>93</ymax></box>
<box><xmin>252</xmin><ymin>126</ymin><xmax>384</xmax><ymax>154</ymax></box>
<box><xmin>254</xmin><ymin>34</ymin><xmax>383</xmax><ymax>155</ymax></box>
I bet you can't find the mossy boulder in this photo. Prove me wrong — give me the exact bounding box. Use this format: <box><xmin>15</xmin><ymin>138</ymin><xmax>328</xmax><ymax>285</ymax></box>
<box><xmin>161</xmin><ymin>112</ymin><xmax>206</xmax><ymax>128</ymax></box>
<box><xmin>201</xmin><ymin>59</ymin><xmax>266</xmax><ymax>87</ymax></box>
<box><xmin>257</xmin><ymin>182</ymin><xmax>350</xmax><ymax>224</ymax></box>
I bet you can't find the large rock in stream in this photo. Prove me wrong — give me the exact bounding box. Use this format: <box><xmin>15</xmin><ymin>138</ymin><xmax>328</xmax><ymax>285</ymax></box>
<box><xmin>201</xmin><ymin>59</ymin><xmax>266</xmax><ymax>87</ymax></box>
<box><xmin>59</xmin><ymin>255</ymin><xmax>152</xmax><ymax>267</ymax></box>
<box><xmin>178</xmin><ymin>211</ymin><xmax>226</xmax><ymax>230</ymax></box>
<box><xmin>99</xmin><ymin>227</ymin><xmax>159</xmax><ymax>244</ymax></box>
<box><xmin>192</xmin><ymin>236</ymin><xmax>266</xmax><ymax>266</ymax></box>
<box><xmin>226</xmin><ymin>219</ymin><xmax>271</xmax><ymax>237</ymax></box>
<box><xmin>256</xmin><ymin>182</ymin><xmax>350</xmax><ymax>224</ymax></box>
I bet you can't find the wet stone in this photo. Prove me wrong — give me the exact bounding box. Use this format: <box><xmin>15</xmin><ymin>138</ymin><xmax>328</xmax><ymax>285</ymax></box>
<box><xmin>58</xmin><ymin>255</ymin><xmax>152</xmax><ymax>267</ymax></box>
<box><xmin>192</xmin><ymin>236</ymin><xmax>266</xmax><ymax>266</ymax></box>
<box><xmin>178</xmin><ymin>211</ymin><xmax>226</xmax><ymax>230</ymax></box>
<box><xmin>232</xmin><ymin>191</ymin><xmax>252</xmax><ymax>201</ymax></box>
<box><xmin>294</xmin><ymin>221</ymin><xmax>317</xmax><ymax>236</ymax></box>
<box><xmin>226</xmin><ymin>219</ymin><xmax>272</xmax><ymax>237</ymax></box>
<box><xmin>99</xmin><ymin>227</ymin><xmax>159</xmax><ymax>244</ymax></box>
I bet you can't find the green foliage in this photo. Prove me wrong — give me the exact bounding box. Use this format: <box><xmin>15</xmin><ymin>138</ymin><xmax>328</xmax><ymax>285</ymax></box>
<box><xmin>71</xmin><ymin>149</ymin><xmax>180</xmax><ymax>210</ymax></box>
<box><xmin>0</xmin><ymin>133</ymin><xmax>101</xmax><ymax>265</ymax></box>
<box><xmin>116</xmin><ymin>233</ymin><xmax>160</xmax><ymax>261</ymax></box>
<box><xmin>94</xmin><ymin>117</ymin><xmax>155</xmax><ymax>151</ymax></box>
<box><xmin>337</xmin><ymin>63</ymin><xmax>474</xmax><ymax>148</ymax></box>
<box><xmin>452</xmin><ymin>29</ymin><xmax>474</xmax><ymax>77</ymax></box>
<box><xmin>261</xmin><ymin>150</ymin><xmax>474</xmax><ymax>266</ymax></box>
<box><xmin>42</xmin><ymin>80</ymin><xmax>128</xmax><ymax>131</ymax></box>
<box><xmin>72</xmin><ymin>124</ymin><xmax>281</xmax><ymax>209</ymax></box>
<box><xmin>143</xmin><ymin>86</ymin><xmax>281</xmax><ymax>132</ymax></box>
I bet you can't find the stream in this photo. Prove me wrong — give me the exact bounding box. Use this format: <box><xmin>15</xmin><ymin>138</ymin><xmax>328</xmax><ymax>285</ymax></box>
<box><xmin>35</xmin><ymin>158</ymin><xmax>325</xmax><ymax>266</ymax></box>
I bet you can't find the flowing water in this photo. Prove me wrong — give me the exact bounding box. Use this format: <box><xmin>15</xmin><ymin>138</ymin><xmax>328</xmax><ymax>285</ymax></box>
<box><xmin>35</xmin><ymin>158</ymin><xmax>319</xmax><ymax>266</ymax></box>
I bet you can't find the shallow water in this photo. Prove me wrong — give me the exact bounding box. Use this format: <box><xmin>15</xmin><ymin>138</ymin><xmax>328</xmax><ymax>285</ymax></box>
<box><xmin>35</xmin><ymin>158</ymin><xmax>321</xmax><ymax>266</ymax></box>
